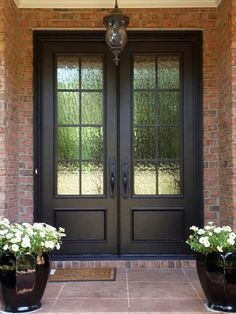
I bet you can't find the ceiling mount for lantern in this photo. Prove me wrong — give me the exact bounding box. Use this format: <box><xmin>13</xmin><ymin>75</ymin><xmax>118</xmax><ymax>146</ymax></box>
<box><xmin>103</xmin><ymin>0</ymin><xmax>129</xmax><ymax>65</ymax></box>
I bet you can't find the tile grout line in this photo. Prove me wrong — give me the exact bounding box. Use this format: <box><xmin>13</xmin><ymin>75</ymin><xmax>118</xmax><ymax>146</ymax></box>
<box><xmin>49</xmin><ymin>282</ymin><xmax>66</xmax><ymax>313</ymax></box>
<box><xmin>182</xmin><ymin>268</ymin><xmax>208</xmax><ymax>311</ymax></box>
<box><xmin>125</xmin><ymin>268</ymin><xmax>130</xmax><ymax>312</ymax></box>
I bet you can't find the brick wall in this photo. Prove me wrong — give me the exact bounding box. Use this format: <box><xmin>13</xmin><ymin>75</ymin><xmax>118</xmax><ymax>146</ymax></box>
<box><xmin>0</xmin><ymin>0</ymin><xmax>18</xmax><ymax>221</ymax></box>
<box><xmin>1</xmin><ymin>0</ymin><xmax>235</xmax><ymax>228</ymax></box>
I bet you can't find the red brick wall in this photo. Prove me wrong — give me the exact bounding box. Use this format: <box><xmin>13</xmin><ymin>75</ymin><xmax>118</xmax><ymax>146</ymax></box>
<box><xmin>2</xmin><ymin>0</ymin><xmax>233</xmax><ymax>227</ymax></box>
<box><xmin>0</xmin><ymin>0</ymin><xmax>18</xmax><ymax>221</ymax></box>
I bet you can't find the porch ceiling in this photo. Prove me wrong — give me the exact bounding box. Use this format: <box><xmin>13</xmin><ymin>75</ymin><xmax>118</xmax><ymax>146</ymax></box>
<box><xmin>14</xmin><ymin>0</ymin><xmax>222</xmax><ymax>8</ymax></box>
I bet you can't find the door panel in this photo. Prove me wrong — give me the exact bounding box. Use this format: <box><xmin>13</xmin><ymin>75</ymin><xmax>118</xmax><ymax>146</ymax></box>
<box><xmin>40</xmin><ymin>40</ymin><xmax>118</xmax><ymax>254</ymax></box>
<box><xmin>35</xmin><ymin>31</ymin><xmax>202</xmax><ymax>256</ymax></box>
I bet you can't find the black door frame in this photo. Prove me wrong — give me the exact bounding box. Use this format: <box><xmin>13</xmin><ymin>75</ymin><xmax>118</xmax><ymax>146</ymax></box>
<box><xmin>33</xmin><ymin>30</ymin><xmax>203</xmax><ymax>259</ymax></box>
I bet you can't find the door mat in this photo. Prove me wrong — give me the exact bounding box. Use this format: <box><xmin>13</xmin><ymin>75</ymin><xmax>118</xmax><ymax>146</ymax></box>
<box><xmin>49</xmin><ymin>268</ymin><xmax>116</xmax><ymax>282</ymax></box>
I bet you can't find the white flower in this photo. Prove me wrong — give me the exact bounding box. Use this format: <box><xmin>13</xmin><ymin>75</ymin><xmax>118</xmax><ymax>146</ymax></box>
<box><xmin>208</xmin><ymin>232</ymin><xmax>213</xmax><ymax>236</ymax></box>
<box><xmin>227</xmin><ymin>238</ymin><xmax>235</xmax><ymax>245</ymax></box>
<box><xmin>208</xmin><ymin>222</ymin><xmax>214</xmax><ymax>225</ymax></box>
<box><xmin>223</xmin><ymin>226</ymin><xmax>232</xmax><ymax>232</ymax></box>
<box><xmin>22</xmin><ymin>235</ymin><xmax>30</xmax><ymax>248</ymax></box>
<box><xmin>198</xmin><ymin>229</ymin><xmax>205</xmax><ymax>235</ymax></box>
<box><xmin>205</xmin><ymin>226</ymin><xmax>214</xmax><ymax>230</ymax></box>
<box><xmin>217</xmin><ymin>246</ymin><xmax>223</xmax><ymax>252</ymax></box>
<box><xmin>229</xmin><ymin>232</ymin><xmax>236</xmax><ymax>239</ymax></box>
<box><xmin>56</xmin><ymin>243</ymin><xmax>60</xmax><ymax>250</ymax></box>
<box><xmin>10</xmin><ymin>237</ymin><xmax>21</xmax><ymax>243</ymax></box>
<box><xmin>45</xmin><ymin>241</ymin><xmax>54</xmax><ymax>249</ymax></box>
<box><xmin>214</xmin><ymin>227</ymin><xmax>222</xmax><ymax>233</ymax></box>
<box><xmin>26</xmin><ymin>228</ymin><xmax>33</xmax><ymax>235</ymax></box>
<box><xmin>12</xmin><ymin>244</ymin><xmax>19</xmax><ymax>252</ymax></box>
<box><xmin>6</xmin><ymin>233</ymin><xmax>13</xmax><ymax>239</ymax></box>
<box><xmin>40</xmin><ymin>232</ymin><xmax>45</xmax><ymax>238</ymax></box>
<box><xmin>3</xmin><ymin>244</ymin><xmax>8</xmax><ymax>250</ymax></box>
<box><xmin>199</xmin><ymin>236</ymin><xmax>209</xmax><ymax>244</ymax></box>
<box><xmin>59</xmin><ymin>227</ymin><xmax>65</xmax><ymax>232</ymax></box>
<box><xmin>0</xmin><ymin>230</ymin><xmax>8</xmax><ymax>236</ymax></box>
<box><xmin>190</xmin><ymin>226</ymin><xmax>198</xmax><ymax>231</ymax></box>
<box><xmin>204</xmin><ymin>240</ymin><xmax>210</xmax><ymax>247</ymax></box>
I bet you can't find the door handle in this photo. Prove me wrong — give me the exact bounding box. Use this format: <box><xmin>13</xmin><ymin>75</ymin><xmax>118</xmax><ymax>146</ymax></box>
<box><xmin>121</xmin><ymin>158</ymin><xmax>129</xmax><ymax>198</ymax></box>
<box><xmin>109</xmin><ymin>158</ymin><xmax>116</xmax><ymax>198</ymax></box>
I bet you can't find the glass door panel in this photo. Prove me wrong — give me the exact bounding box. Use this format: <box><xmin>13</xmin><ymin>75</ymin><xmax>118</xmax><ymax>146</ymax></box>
<box><xmin>56</xmin><ymin>55</ymin><xmax>105</xmax><ymax>196</ymax></box>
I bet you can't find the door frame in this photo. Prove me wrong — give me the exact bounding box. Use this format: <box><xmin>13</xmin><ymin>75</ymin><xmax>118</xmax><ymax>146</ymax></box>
<box><xmin>33</xmin><ymin>30</ymin><xmax>203</xmax><ymax>258</ymax></box>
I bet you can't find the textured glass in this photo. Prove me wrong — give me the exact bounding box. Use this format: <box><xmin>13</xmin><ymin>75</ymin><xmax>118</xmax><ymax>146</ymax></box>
<box><xmin>81</xmin><ymin>56</ymin><xmax>103</xmax><ymax>90</ymax></box>
<box><xmin>134</xmin><ymin>162</ymin><xmax>156</xmax><ymax>195</ymax></box>
<box><xmin>159</xmin><ymin>92</ymin><xmax>179</xmax><ymax>124</ymax></box>
<box><xmin>57</xmin><ymin>127</ymin><xmax>80</xmax><ymax>160</ymax></box>
<box><xmin>158</xmin><ymin>127</ymin><xmax>180</xmax><ymax>159</ymax></box>
<box><xmin>57</xmin><ymin>56</ymin><xmax>79</xmax><ymax>90</ymax></box>
<box><xmin>58</xmin><ymin>92</ymin><xmax>79</xmax><ymax>125</ymax></box>
<box><xmin>81</xmin><ymin>162</ymin><xmax>103</xmax><ymax>195</ymax></box>
<box><xmin>134</xmin><ymin>128</ymin><xmax>155</xmax><ymax>159</ymax></box>
<box><xmin>158</xmin><ymin>161</ymin><xmax>180</xmax><ymax>194</ymax></box>
<box><xmin>81</xmin><ymin>92</ymin><xmax>103</xmax><ymax>125</ymax></box>
<box><xmin>57</xmin><ymin>161</ymin><xmax>80</xmax><ymax>195</ymax></box>
<box><xmin>81</xmin><ymin>127</ymin><xmax>103</xmax><ymax>160</ymax></box>
<box><xmin>134</xmin><ymin>92</ymin><xmax>156</xmax><ymax>124</ymax></box>
<box><xmin>158</xmin><ymin>57</ymin><xmax>179</xmax><ymax>89</ymax></box>
<box><xmin>133</xmin><ymin>56</ymin><xmax>156</xmax><ymax>90</ymax></box>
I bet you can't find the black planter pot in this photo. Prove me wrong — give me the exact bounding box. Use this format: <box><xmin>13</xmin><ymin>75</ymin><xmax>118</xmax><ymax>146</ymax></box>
<box><xmin>0</xmin><ymin>252</ymin><xmax>50</xmax><ymax>313</ymax></box>
<box><xmin>196</xmin><ymin>252</ymin><xmax>236</xmax><ymax>312</ymax></box>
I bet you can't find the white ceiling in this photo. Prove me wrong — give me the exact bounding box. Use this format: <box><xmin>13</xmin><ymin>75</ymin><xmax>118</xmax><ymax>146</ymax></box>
<box><xmin>14</xmin><ymin>0</ymin><xmax>222</xmax><ymax>8</ymax></box>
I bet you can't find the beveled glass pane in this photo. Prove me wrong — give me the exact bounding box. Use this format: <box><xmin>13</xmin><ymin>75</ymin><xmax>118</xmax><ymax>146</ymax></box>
<box><xmin>158</xmin><ymin>161</ymin><xmax>180</xmax><ymax>194</ymax></box>
<box><xmin>57</xmin><ymin>56</ymin><xmax>79</xmax><ymax>90</ymax></box>
<box><xmin>81</xmin><ymin>92</ymin><xmax>103</xmax><ymax>125</ymax></box>
<box><xmin>158</xmin><ymin>127</ymin><xmax>179</xmax><ymax>159</ymax></box>
<box><xmin>133</xmin><ymin>56</ymin><xmax>156</xmax><ymax>90</ymax></box>
<box><xmin>81</xmin><ymin>56</ymin><xmax>103</xmax><ymax>90</ymax></box>
<box><xmin>81</xmin><ymin>162</ymin><xmax>103</xmax><ymax>195</ymax></box>
<box><xmin>134</xmin><ymin>92</ymin><xmax>156</xmax><ymax>124</ymax></box>
<box><xmin>81</xmin><ymin>127</ymin><xmax>103</xmax><ymax>160</ymax></box>
<box><xmin>57</xmin><ymin>161</ymin><xmax>80</xmax><ymax>195</ymax></box>
<box><xmin>134</xmin><ymin>162</ymin><xmax>156</xmax><ymax>195</ymax></box>
<box><xmin>58</xmin><ymin>92</ymin><xmax>80</xmax><ymax>125</ymax></box>
<box><xmin>134</xmin><ymin>127</ymin><xmax>155</xmax><ymax>159</ymax></box>
<box><xmin>158</xmin><ymin>57</ymin><xmax>179</xmax><ymax>89</ymax></box>
<box><xmin>57</xmin><ymin>127</ymin><xmax>80</xmax><ymax>160</ymax></box>
<box><xmin>159</xmin><ymin>92</ymin><xmax>179</xmax><ymax>124</ymax></box>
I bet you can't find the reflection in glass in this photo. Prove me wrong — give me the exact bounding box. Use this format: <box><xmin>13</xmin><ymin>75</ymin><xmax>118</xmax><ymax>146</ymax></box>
<box><xmin>57</xmin><ymin>127</ymin><xmax>80</xmax><ymax>160</ymax></box>
<box><xmin>134</xmin><ymin>128</ymin><xmax>155</xmax><ymax>159</ymax></box>
<box><xmin>133</xmin><ymin>56</ymin><xmax>156</xmax><ymax>90</ymax></box>
<box><xmin>81</xmin><ymin>127</ymin><xmax>103</xmax><ymax>160</ymax></box>
<box><xmin>158</xmin><ymin>56</ymin><xmax>179</xmax><ymax>89</ymax></box>
<box><xmin>134</xmin><ymin>162</ymin><xmax>156</xmax><ymax>195</ymax></box>
<box><xmin>58</xmin><ymin>92</ymin><xmax>80</xmax><ymax>125</ymax></box>
<box><xmin>57</xmin><ymin>57</ymin><xmax>79</xmax><ymax>90</ymax></box>
<box><xmin>158</xmin><ymin>161</ymin><xmax>180</xmax><ymax>194</ymax></box>
<box><xmin>81</xmin><ymin>92</ymin><xmax>103</xmax><ymax>124</ymax></box>
<box><xmin>159</xmin><ymin>92</ymin><xmax>179</xmax><ymax>124</ymax></box>
<box><xmin>134</xmin><ymin>92</ymin><xmax>156</xmax><ymax>124</ymax></box>
<box><xmin>57</xmin><ymin>162</ymin><xmax>80</xmax><ymax>195</ymax></box>
<box><xmin>81</xmin><ymin>162</ymin><xmax>103</xmax><ymax>195</ymax></box>
<box><xmin>81</xmin><ymin>56</ymin><xmax>103</xmax><ymax>90</ymax></box>
<box><xmin>158</xmin><ymin>127</ymin><xmax>179</xmax><ymax>159</ymax></box>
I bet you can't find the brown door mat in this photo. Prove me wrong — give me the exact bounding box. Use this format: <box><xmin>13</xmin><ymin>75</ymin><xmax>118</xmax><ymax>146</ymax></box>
<box><xmin>49</xmin><ymin>268</ymin><xmax>116</xmax><ymax>282</ymax></box>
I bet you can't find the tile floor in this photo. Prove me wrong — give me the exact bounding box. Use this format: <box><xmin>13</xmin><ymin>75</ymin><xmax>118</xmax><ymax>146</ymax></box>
<box><xmin>31</xmin><ymin>268</ymin><xmax>224</xmax><ymax>314</ymax></box>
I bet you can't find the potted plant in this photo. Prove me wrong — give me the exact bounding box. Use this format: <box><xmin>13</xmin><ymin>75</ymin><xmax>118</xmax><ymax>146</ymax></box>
<box><xmin>0</xmin><ymin>218</ymin><xmax>66</xmax><ymax>313</ymax></box>
<box><xmin>186</xmin><ymin>221</ymin><xmax>236</xmax><ymax>312</ymax></box>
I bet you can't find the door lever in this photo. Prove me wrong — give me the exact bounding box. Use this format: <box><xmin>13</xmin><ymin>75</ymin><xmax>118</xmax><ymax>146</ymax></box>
<box><xmin>109</xmin><ymin>158</ymin><xmax>116</xmax><ymax>198</ymax></box>
<box><xmin>121</xmin><ymin>158</ymin><xmax>129</xmax><ymax>198</ymax></box>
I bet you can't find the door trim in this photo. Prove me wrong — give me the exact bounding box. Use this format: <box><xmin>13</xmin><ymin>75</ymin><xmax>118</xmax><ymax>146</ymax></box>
<box><xmin>33</xmin><ymin>30</ymin><xmax>203</xmax><ymax>257</ymax></box>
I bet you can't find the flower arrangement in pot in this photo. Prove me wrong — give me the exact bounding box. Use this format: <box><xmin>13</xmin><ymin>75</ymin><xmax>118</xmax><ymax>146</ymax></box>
<box><xmin>186</xmin><ymin>222</ymin><xmax>236</xmax><ymax>313</ymax></box>
<box><xmin>0</xmin><ymin>218</ymin><xmax>66</xmax><ymax>313</ymax></box>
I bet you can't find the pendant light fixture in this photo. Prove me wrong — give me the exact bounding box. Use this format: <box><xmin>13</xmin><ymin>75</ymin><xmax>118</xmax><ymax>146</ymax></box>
<box><xmin>103</xmin><ymin>0</ymin><xmax>129</xmax><ymax>65</ymax></box>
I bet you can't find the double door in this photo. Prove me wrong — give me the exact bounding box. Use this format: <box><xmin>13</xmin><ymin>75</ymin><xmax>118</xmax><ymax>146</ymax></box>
<box><xmin>35</xmin><ymin>31</ymin><xmax>202</xmax><ymax>255</ymax></box>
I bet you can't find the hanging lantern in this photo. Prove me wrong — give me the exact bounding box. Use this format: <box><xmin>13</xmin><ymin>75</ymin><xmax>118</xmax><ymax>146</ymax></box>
<box><xmin>103</xmin><ymin>0</ymin><xmax>129</xmax><ymax>65</ymax></box>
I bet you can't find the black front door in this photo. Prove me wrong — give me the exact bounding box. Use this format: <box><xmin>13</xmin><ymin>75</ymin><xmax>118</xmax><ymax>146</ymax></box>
<box><xmin>34</xmin><ymin>31</ymin><xmax>202</xmax><ymax>256</ymax></box>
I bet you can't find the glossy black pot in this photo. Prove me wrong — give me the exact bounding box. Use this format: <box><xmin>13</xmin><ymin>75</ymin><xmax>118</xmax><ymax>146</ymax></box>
<box><xmin>196</xmin><ymin>252</ymin><xmax>236</xmax><ymax>312</ymax></box>
<box><xmin>0</xmin><ymin>252</ymin><xmax>50</xmax><ymax>313</ymax></box>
